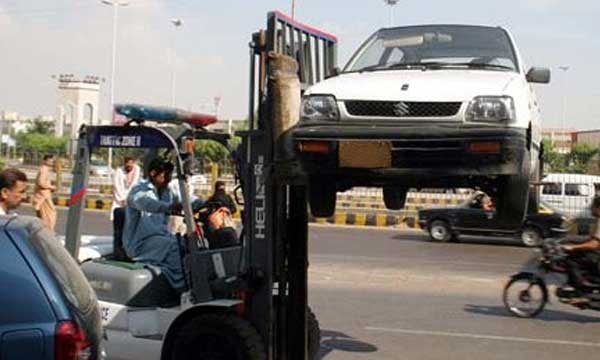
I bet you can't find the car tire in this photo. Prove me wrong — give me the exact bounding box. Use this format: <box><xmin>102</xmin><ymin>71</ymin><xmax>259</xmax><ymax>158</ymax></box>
<box><xmin>309</xmin><ymin>177</ymin><xmax>336</xmax><ymax>218</ymax></box>
<box><xmin>429</xmin><ymin>220</ymin><xmax>452</xmax><ymax>242</ymax></box>
<box><xmin>496</xmin><ymin>151</ymin><xmax>531</xmax><ymax>228</ymax></box>
<box><xmin>166</xmin><ymin>313</ymin><xmax>266</xmax><ymax>360</ymax></box>
<box><xmin>383</xmin><ymin>187</ymin><xmax>408</xmax><ymax>210</ymax></box>
<box><xmin>520</xmin><ymin>226</ymin><xmax>542</xmax><ymax>247</ymax></box>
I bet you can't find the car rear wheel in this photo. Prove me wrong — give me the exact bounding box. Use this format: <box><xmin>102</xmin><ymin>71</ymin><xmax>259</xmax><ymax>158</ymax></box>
<box><xmin>520</xmin><ymin>226</ymin><xmax>542</xmax><ymax>247</ymax></box>
<box><xmin>383</xmin><ymin>187</ymin><xmax>408</xmax><ymax>210</ymax></box>
<box><xmin>309</xmin><ymin>176</ymin><xmax>336</xmax><ymax>218</ymax></box>
<box><xmin>429</xmin><ymin>220</ymin><xmax>452</xmax><ymax>242</ymax></box>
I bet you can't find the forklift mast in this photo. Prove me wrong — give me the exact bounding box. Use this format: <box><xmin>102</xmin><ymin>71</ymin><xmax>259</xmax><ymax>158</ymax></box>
<box><xmin>238</xmin><ymin>11</ymin><xmax>337</xmax><ymax>360</ymax></box>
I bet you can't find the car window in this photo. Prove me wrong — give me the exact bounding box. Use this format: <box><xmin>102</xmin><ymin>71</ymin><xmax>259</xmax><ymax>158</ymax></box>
<box><xmin>25</xmin><ymin>221</ymin><xmax>96</xmax><ymax>316</ymax></box>
<box><xmin>594</xmin><ymin>183</ymin><xmax>600</xmax><ymax>195</ymax></box>
<box><xmin>565</xmin><ymin>183</ymin><xmax>589</xmax><ymax>196</ymax></box>
<box><xmin>346</xmin><ymin>25</ymin><xmax>518</xmax><ymax>72</ymax></box>
<box><xmin>0</xmin><ymin>231</ymin><xmax>55</xmax><ymax>324</ymax></box>
<box><xmin>542</xmin><ymin>182</ymin><xmax>562</xmax><ymax>195</ymax></box>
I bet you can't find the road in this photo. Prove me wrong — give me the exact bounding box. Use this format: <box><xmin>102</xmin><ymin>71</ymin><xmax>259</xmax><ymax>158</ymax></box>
<box><xmin>44</xmin><ymin>208</ymin><xmax>600</xmax><ymax>360</ymax></box>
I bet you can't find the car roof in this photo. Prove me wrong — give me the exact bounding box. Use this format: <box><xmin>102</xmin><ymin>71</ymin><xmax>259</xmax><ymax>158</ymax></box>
<box><xmin>543</xmin><ymin>173</ymin><xmax>600</xmax><ymax>182</ymax></box>
<box><xmin>0</xmin><ymin>215</ymin><xmax>47</xmax><ymax>233</ymax></box>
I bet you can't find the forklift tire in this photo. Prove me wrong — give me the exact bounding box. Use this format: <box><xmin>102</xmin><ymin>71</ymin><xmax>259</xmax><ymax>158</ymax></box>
<box><xmin>166</xmin><ymin>313</ymin><xmax>266</xmax><ymax>360</ymax></box>
<box><xmin>309</xmin><ymin>177</ymin><xmax>336</xmax><ymax>218</ymax></box>
<box><xmin>307</xmin><ymin>307</ymin><xmax>321</xmax><ymax>360</ymax></box>
<box><xmin>383</xmin><ymin>187</ymin><xmax>408</xmax><ymax>210</ymax></box>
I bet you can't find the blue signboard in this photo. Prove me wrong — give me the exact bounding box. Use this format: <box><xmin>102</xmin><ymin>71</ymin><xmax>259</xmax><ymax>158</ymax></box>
<box><xmin>87</xmin><ymin>126</ymin><xmax>174</xmax><ymax>149</ymax></box>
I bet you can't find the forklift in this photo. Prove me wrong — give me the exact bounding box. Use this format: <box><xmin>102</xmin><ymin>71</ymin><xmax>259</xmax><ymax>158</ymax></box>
<box><xmin>65</xmin><ymin>11</ymin><xmax>337</xmax><ymax>360</ymax></box>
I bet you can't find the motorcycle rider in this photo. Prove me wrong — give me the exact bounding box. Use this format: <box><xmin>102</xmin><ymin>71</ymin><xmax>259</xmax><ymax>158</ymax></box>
<box><xmin>561</xmin><ymin>196</ymin><xmax>600</xmax><ymax>290</ymax></box>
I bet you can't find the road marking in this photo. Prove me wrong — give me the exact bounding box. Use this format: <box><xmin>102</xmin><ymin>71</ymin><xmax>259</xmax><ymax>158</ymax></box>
<box><xmin>365</xmin><ymin>327</ymin><xmax>600</xmax><ymax>348</ymax></box>
<box><xmin>312</xmin><ymin>253</ymin><xmax>524</xmax><ymax>269</ymax></box>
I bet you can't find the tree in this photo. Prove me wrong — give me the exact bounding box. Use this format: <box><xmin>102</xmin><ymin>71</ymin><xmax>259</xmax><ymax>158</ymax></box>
<box><xmin>568</xmin><ymin>143</ymin><xmax>599</xmax><ymax>174</ymax></box>
<box><xmin>542</xmin><ymin>139</ymin><xmax>567</xmax><ymax>173</ymax></box>
<box><xmin>27</xmin><ymin>117</ymin><xmax>53</xmax><ymax>134</ymax></box>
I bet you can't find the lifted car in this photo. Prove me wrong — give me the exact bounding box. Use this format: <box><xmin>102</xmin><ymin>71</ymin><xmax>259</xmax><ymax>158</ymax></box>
<box><xmin>294</xmin><ymin>24</ymin><xmax>550</xmax><ymax>225</ymax></box>
<box><xmin>418</xmin><ymin>192</ymin><xmax>569</xmax><ymax>246</ymax></box>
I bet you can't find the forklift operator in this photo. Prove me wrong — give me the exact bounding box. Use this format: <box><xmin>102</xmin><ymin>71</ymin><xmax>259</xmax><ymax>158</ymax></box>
<box><xmin>123</xmin><ymin>157</ymin><xmax>204</xmax><ymax>292</ymax></box>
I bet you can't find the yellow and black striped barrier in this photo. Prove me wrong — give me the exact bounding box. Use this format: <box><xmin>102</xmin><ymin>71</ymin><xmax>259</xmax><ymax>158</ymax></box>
<box><xmin>308</xmin><ymin>211</ymin><xmax>423</xmax><ymax>229</ymax></box>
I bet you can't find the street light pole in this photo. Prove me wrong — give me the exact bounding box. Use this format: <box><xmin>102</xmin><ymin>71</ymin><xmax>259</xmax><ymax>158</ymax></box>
<box><xmin>558</xmin><ymin>65</ymin><xmax>570</xmax><ymax>148</ymax></box>
<box><xmin>101</xmin><ymin>0</ymin><xmax>128</xmax><ymax>168</ymax></box>
<box><xmin>384</xmin><ymin>0</ymin><xmax>399</xmax><ymax>27</ymax></box>
<box><xmin>170</xmin><ymin>18</ymin><xmax>183</xmax><ymax>107</ymax></box>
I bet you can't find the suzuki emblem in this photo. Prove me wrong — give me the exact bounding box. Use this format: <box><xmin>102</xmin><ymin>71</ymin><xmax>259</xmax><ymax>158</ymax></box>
<box><xmin>393</xmin><ymin>102</ymin><xmax>411</xmax><ymax>116</ymax></box>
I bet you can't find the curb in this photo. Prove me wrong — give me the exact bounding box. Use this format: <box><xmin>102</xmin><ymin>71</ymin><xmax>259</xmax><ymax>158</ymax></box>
<box><xmin>308</xmin><ymin>211</ymin><xmax>422</xmax><ymax>230</ymax></box>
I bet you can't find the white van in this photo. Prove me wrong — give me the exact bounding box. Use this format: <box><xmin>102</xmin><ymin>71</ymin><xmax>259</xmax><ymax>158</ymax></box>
<box><xmin>540</xmin><ymin>173</ymin><xmax>600</xmax><ymax>217</ymax></box>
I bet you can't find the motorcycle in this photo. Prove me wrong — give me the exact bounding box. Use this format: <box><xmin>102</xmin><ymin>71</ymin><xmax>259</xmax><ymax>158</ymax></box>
<box><xmin>503</xmin><ymin>238</ymin><xmax>600</xmax><ymax>318</ymax></box>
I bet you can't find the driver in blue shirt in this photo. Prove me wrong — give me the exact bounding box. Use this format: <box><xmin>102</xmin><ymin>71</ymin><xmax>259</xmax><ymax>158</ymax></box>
<box><xmin>123</xmin><ymin>158</ymin><xmax>203</xmax><ymax>292</ymax></box>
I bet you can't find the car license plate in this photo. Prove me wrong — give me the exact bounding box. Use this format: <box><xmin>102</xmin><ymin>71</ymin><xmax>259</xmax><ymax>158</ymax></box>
<box><xmin>339</xmin><ymin>141</ymin><xmax>392</xmax><ymax>168</ymax></box>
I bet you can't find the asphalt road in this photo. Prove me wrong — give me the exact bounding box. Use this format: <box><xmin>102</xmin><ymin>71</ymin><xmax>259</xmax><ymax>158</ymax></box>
<box><xmin>43</xmin><ymin>208</ymin><xmax>600</xmax><ymax>360</ymax></box>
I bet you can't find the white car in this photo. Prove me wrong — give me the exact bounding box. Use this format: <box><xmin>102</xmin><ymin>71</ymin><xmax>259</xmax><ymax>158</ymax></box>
<box><xmin>540</xmin><ymin>173</ymin><xmax>600</xmax><ymax>217</ymax></box>
<box><xmin>294</xmin><ymin>24</ymin><xmax>550</xmax><ymax>226</ymax></box>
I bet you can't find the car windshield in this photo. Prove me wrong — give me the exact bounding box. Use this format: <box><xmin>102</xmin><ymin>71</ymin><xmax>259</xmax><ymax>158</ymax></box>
<box><xmin>345</xmin><ymin>25</ymin><xmax>518</xmax><ymax>73</ymax></box>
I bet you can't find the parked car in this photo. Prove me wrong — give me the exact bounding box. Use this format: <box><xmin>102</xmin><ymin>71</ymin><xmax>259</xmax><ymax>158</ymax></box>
<box><xmin>540</xmin><ymin>173</ymin><xmax>600</xmax><ymax>217</ymax></box>
<box><xmin>89</xmin><ymin>159</ymin><xmax>112</xmax><ymax>177</ymax></box>
<box><xmin>418</xmin><ymin>192</ymin><xmax>569</xmax><ymax>246</ymax></box>
<box><xmin>294</xmin><ymin>24</ymin><xmax>550</xmax><ymax>226</ymax></box>
<box><xmin>0</xmin><ymin>216</ymin><xmax>102</xmax><ymax>360</ymax></box>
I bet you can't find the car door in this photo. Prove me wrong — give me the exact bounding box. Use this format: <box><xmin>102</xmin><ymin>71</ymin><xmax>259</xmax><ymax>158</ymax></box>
<box><xmin>0</xmin><ymin>231</ymin><xmax>55</xmax><ymax>360</ymax></box>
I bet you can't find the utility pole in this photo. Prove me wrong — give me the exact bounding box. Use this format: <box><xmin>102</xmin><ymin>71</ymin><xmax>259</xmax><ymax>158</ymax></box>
<box><xmin>291</xmin><ymin>0</ymin><xmax>296</xmax><ymax>20</ymax></box>
<box><xmin>558</xmin><ymin>65</ymin><xmax>570</xmax><ymax>152</ymax></box>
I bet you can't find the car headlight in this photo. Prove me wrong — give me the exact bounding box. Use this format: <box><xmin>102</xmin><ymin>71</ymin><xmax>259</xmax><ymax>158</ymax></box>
<box><xmin>466</xmin><ymin>96</ymin><xmax>515</xmax><ymax>122</ymax></box>
<box><xmin>301</xmin><ymin>95</ymin><xmax>339</xmax><ymax>121</ymax></box>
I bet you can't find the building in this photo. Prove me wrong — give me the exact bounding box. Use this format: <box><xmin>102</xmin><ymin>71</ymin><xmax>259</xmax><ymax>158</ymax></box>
<box><xmin>573</xmin><ymin>129</ymin><xmax>600</xmax><ymax>148</ymax></box>
<box><xmin>542</xmin><ymin>127</ymin><xmax>577</xmax><ymax>153</ymax></box>
<box><xmin>54</xmin><ymin>74</ymin><xmax>102</xmax><ymax>154</ymax></box>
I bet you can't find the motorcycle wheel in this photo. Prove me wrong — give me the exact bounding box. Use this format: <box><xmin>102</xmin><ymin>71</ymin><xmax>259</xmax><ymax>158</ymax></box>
<box><xmin>503</xmin><ymin>273</ymin><xmax>548</xmax><ymax>318</ymax></box>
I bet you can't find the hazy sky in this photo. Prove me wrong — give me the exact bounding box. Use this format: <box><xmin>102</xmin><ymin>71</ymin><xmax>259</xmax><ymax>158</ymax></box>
<box><xmin>1</xmin><ymin>0</ymin><xmax>599</xmax><ymax>129</ymax></box>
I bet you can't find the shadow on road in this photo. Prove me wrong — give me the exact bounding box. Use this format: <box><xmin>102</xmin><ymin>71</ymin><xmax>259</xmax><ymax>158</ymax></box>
<box><xmin>464</xmin><ymin>304</ymin><xmax>600</xmax><ymax>323</ymax></box>
<box><xmin>391</xmin><ymin>233</ymin><xmax>523</xmax><ymax>248</ymax></box>
<box><xmin>319</xmin><ymin>330</ymin><xmax>378</xmax><ymax>358</ymax></box>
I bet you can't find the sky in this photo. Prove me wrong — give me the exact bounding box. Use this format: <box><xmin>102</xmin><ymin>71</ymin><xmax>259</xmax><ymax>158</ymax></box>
<box><xmin>0</xmin><ymin>0</ymin><xmax>599</xmax><ymax>129</ymax></box>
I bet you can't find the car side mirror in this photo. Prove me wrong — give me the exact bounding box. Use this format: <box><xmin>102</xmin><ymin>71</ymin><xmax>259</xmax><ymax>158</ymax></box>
<box><xmin>526</xmin><ymin>67</ymin><xmax>551</xmax><ymax>84</ymax></box>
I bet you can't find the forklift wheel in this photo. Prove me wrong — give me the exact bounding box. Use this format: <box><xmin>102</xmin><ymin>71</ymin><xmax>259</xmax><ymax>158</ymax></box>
<box><xmin>166</xmin><ymin>313</ymin><xmax>266</xmax><ymax>360</ymax></box>
<box><xmin>308</xmin><ymin>307</ymin><xmax>322</xmax><ymax>360</ymax></box>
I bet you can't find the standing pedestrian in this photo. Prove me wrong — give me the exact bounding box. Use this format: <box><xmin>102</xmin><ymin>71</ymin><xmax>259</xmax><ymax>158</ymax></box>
<box><xmin>32</xmin><ymin>154</ymin><xmax>57</xmax><ymax>231</ymax></box>
<box><xmin>111</xmin><ymin>156</ymin><xmax>140</xmax><ymax>260</ymax></box>
<box><xmin>111</xmin><ymin>156</ymin><xmax>140</xmax><ymax>219</ymax></box>
<box><xmin>0</xmin><ymin>168</ymin><xmax>28</xmax><ymax>215</ymax></box>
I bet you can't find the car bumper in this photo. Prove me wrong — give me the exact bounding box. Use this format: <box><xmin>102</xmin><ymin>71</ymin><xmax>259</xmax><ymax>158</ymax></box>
<box><xmin>294</xmin><ymin>123</ymin><xmax>527</xmax><ymax>185</ymax></box>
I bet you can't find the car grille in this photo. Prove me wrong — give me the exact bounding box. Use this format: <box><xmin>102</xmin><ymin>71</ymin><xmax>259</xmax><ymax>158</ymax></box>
<box><xmin>344</xmin><ymin>101</ymin><xmax>462</xmax><ymax>118</ymax></box>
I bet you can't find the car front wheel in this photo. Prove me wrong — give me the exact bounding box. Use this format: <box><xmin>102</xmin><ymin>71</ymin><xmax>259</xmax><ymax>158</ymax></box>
<box><xmin>520</xmin><ymin>226</ymin><xmax>542</xmax><ymax>247</ymax></box>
